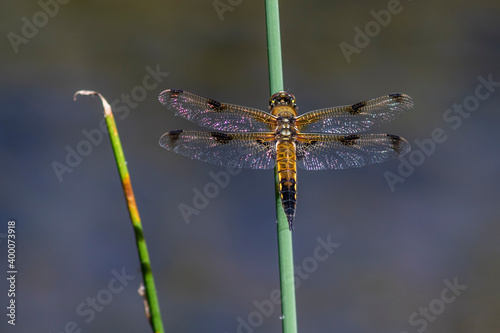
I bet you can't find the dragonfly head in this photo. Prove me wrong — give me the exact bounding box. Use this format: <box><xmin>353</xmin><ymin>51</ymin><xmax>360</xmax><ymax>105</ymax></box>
<box><xmin>269</xmin><ymin>91</ymin><xmax>297</xmax><ymax>110</ymax></box>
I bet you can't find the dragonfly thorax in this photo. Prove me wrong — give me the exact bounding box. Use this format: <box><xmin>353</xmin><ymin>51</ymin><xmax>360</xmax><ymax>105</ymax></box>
<box><xmin>275</xmin><ymin>113</ymin><xmax>298</xmax><ymax>141</ymax></box>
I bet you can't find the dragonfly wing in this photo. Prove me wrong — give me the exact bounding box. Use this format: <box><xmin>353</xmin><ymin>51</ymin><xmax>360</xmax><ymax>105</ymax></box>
<box><xmin>295</xmin><ymin>93</ymin><xmax>413</xmax><ymax>134</ymax></box>
<box><xmin>296</xmin><ymin>133</ymin><xmax>410</xmax><ymax>170</ymax></box>
<box><xmin>159</xmin><ymin>89</ymin><xmax>277</xmax><ymax>132</ymax></box>
<box><xmin>160</xmin><ymin>130</ymin><xmax>277</xmax><ymax>169</ymax></box>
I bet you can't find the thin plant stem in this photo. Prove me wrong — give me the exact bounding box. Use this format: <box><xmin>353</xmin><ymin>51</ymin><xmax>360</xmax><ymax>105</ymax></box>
<box><xmin>264</xmin><ymin>2</ymin><xmax>298</xmax><ymax>333</ymax></box>
<box><xmin>74</xmin><ymin>91</ymin><xmax>164</xmax><ymax>333</ymax></box>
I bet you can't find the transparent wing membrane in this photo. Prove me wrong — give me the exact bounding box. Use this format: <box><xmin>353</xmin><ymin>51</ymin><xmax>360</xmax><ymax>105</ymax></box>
<box><xmin>296</xmin><ymin>133</ymin><xmax>410</xmax><ymax>170</ymax></box>
<box><xmin>295</xmin><ymin>93</ymin><xmax>413</xmax><ymax>134</ymax></box>
<box><xmin>159</xmin><ymin>89</ymin><xmax>277</xmax><ymax>132</ymax></box>
<box><xmin>159</xmin><ymin>130</ymin><xmax>277</xmax><ymax>169</ymax></box>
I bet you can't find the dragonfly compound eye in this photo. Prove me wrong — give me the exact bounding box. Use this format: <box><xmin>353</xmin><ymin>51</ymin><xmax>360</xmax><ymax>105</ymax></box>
<box><xmin>270</xmin><ymin>92</ymin><xmax>297</xmax><ymax>108</ymax></box>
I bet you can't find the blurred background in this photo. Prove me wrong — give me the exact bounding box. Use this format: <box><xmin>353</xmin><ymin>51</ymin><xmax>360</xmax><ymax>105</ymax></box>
<box><xmin>1</xmin><ymin>0</ymin><xmax>500</xmax><ymax>332</ymax></box>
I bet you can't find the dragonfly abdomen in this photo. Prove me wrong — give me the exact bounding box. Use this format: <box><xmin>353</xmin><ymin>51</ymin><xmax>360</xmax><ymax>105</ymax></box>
<box><xmin>276</xmin><ymin>141</ymin><xmax>297</xmax><ymax>230</ymax></box>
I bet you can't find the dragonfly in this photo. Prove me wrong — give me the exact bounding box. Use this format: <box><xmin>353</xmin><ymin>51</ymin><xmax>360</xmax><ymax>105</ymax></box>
<box><xmin>159</xmin><ymin>89</ymin><xmax>413</xmax><ymax>230</ymax></box>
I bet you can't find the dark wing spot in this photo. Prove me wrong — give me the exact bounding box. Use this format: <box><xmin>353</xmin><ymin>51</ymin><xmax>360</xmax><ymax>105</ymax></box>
<box><xmin>207</xmin><ymin>99</ymin><xmax>221</xmax><ymax>108</ymax></box>
<box><xmin>350</xmin><ymin>101</ymin><xmax>367</xmax><ymax>114</ymax></box>
<box><xmin>169</xmin><ymin>89</ymin><xmax>184</xmax><ymax>97</ymax></box>
<box><xmin>386</xmin><ymin>134</ymin><xmax>404</xmax><ymax>154</ymax></box>
<box><xmin>167</xmin><ymin>130</ymin><xmax>183</xmax><ymax>146</ymax></box>
<box><xmin>389</xmin><ymin>93</ymin><xmax>407</xmax><ymax>102</ymax></box>
<box><xmin>207</xmin><ymin>99</ymin><xmax>225</xmax><ymax>112</ymax></box>
<box><xmin>255</xmin><ymin>139</ymin><xmax>276</xmax><ymax>155</ymax></box>
<box><xmin>211</xmin><ymin>132</ymin><xmax>232</xmax><ymax>144</ymax></box>
<box><xmin>338</xmin><ymin>134</ymin><xmax>360</xmax><ymax>146</ymax></box>
<box><xmin>302</xmin><ymin>140</ymin><xmax>318</xmax><ymax>150</ymax></box>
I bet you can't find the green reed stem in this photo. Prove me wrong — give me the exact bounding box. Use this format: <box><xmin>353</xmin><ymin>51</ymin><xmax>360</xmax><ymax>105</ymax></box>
<box><xmin>74</xmin><ymin>91</ymin><xmax>164</xmax><ymax>333</ymax></box>
<box><xmin>264</xmin><ymin>1</ymin><xmax>298</xmax><ymax>333</ymax></box>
